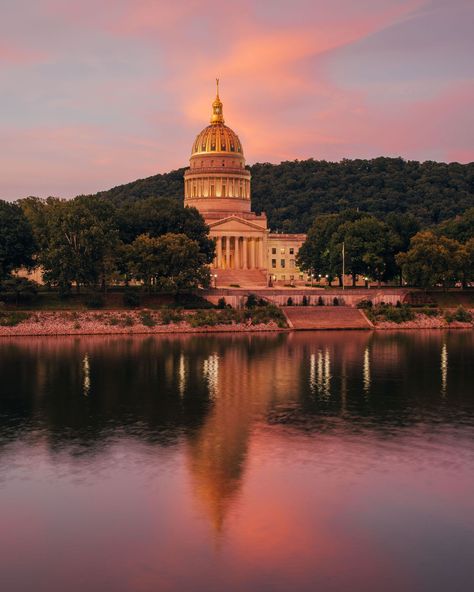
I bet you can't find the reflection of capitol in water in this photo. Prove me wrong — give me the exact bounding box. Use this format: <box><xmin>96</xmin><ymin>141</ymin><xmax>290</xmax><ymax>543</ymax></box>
<box><xmin>0</xmin><ymin>331</ymin><xmax>466</xmax><ymax>534</ymax></box>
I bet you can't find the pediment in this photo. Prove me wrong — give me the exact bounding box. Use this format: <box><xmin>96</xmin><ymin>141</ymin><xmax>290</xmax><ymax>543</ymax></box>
<box><xmin>208</xmin><ymin>215</ymin><xmax>267</xmax><ymax>233</ymax></box>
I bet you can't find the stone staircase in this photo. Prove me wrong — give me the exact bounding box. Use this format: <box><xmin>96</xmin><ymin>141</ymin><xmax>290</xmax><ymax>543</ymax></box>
<box><xmin>283</xmin><ymin>306</ymin><xmax>372</xmax><ymax>330</ymax></box>
<box><xmin>214</xmin><ymin>269</ymin><xmax>268</xmax><ymax>288</ymax></box>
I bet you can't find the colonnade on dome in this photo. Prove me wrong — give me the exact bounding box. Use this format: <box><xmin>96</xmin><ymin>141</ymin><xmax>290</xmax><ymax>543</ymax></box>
<box><xmin>184</xmin><ymin>175</ymin><xmax>251</xmax><ymax>200</ymax></box>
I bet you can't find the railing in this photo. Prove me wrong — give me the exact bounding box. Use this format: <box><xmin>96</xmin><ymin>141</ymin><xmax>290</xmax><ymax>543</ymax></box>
<box><xmin>184</xmin><ymin>167</ymin><xmax>250</xmax><ymax>176</ymax></box>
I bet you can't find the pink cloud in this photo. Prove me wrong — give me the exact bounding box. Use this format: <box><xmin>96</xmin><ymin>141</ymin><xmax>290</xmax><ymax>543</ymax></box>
<box><xmin>0</xmin><ymin>42</ymin><xmax>47</xmax><ymax>65</ymax></box>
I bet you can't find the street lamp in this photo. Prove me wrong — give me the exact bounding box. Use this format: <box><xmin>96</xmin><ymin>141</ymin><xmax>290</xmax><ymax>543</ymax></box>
<box><xmin>213</xmin><ymin>274</ymin><xmax>217</xmax><ymax>289</ymax></box>
<box><xmin>364</xmin><ymin>276</ymin><xmax>369</xmax><ymax>289</ymax></box>
<box><xmin>311</xmin><ymin>273</ymin><xmax>314</xmax><ymax>287</ymax></box>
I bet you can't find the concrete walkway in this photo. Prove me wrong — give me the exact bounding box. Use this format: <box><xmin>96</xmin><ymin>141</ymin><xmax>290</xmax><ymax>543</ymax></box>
<box><xmin>283</xmin><ymin>306</ymin><xmax>373</xmax><ymax>330</ymax></box>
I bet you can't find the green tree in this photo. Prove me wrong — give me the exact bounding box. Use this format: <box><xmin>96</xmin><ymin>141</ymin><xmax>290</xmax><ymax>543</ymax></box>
<box><xmin>0</xmin><ymin>200</ymin><xmax>36</xmax><ymax>282</ymax></box>
<box><xmin>297</xmin><ymin>210</ymin><xmax>366</xmax><ymax>284</ymax></box>
<box><xmin>396</xmin><ymin>231</ymin><xmax>466</xmax><ymax>288</ymax></box>
<box><xmin>331</xmin><ymin>217</ymin><xmax>400</xmax><ymax>285</ymax></box>
<box><xmin>127</xmin><ymin>233</ymin><xmax>210</xmax><ymax>292</ymax></box>
<box><xmin>437</xmin><ymin>207</ymin><xmax>474</xmax><ymax>244</ymax></box>
<box><xmin>115</xmin><ymin>197</ymin><xmax>215</xmax><ymax>263</ymax></box>
<box><xmin>25</xmin><ymin>196</ymin><xmax>119</xmax><ymax>293</ymax></box>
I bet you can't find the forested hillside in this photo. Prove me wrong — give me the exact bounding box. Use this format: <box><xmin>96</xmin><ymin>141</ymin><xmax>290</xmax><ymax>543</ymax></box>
<box><xmin>97</xmin><ymin>157</ymin><xmax>474</xmax><ymax>233</ymax></box>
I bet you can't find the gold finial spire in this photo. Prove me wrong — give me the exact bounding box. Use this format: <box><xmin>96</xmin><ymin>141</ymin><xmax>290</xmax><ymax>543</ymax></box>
<box><xmin>211</xmin><ymin>77</ymin><xmax>224</xmax><ymax>124</ymax></box>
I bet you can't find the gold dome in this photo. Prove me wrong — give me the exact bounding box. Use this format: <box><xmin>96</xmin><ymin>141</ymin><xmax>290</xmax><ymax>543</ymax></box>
<box><xmin>191</xmin><ymin>79</ymin><xmax>243</xmax><ymax>156</ymax></box>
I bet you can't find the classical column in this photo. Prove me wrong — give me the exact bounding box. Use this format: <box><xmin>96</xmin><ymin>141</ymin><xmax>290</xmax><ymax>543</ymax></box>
<box><xmin>249</xmin><ymin>238</ymin><xmax>255</xmax><ymax>269</ymax></box>
<box><xmin>243</xmin><ymin>237</ymin><xmax>248</xmax><ymax>269</ymax></box>
<box><xmin>235</xmin><ymin>237</ymin><xmax>241</xmax><ymax>270</ymax></box>
<box><xmin>217</xmin><ymin>236</ymin><xmax>222</xmax><ymax>268</ymax></box>
<box><xmin>225</xmin><ymin>237</ymin><xmax>230</xmax><ymax>269</ymax></box>
<box><xmin>258</xmin><ymin>238</ymin><xmax>264</xmax><ymax>270</ymax></box>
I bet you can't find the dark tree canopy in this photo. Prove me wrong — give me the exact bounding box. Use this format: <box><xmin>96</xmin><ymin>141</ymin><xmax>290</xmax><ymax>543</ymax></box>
<box><xmin>0</xmin><ymin>201</ymin><xmax>36</xmax><ymax>281</ymax></box>
<box><xmin>115</xmin><ymin>197</ymin><xmax>215</xmax><ymax>263</ymax></box>
<box><xmin>93</xmin><ymin>157</ymin><xmax>474</xmax><ymax>233</ymax></box>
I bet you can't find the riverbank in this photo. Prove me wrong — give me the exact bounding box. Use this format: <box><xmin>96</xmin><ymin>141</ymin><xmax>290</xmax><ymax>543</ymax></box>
<box><xmin>374</xmin><ymin>312</ymin><xmax>474</xmax><ymax>330</ymax></box>
<box><xmin>0</xmin><ymin>309</ymin><xmax>287</xmax><ymax>336</ymax></box>
<box><xmin>0</xmin><ymin>308</ymin><xmax>473</xmax><ymax>336</ymax></box>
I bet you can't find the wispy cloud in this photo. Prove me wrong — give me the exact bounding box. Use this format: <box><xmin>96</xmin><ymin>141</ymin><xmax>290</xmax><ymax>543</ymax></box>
<box><xmin>0</xmin><ymin>0</ymin><xmax>472</xmax><ymax>200</ymax></box>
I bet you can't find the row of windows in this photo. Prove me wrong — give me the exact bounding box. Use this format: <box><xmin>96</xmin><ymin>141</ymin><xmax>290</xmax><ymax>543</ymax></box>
<box><xmin>271</xmin><ymin>247</ymin><xmax>295</xmax><ymax>255</ymax></box>
<box><xmin>271</xmin><ymin>274</ymin><xmax>305</xmax><ymax>281</ymax></box>
<box><xmin>272</xmin><ymin>259</ymin><xmax>296</xmax><ymax>269</ymax></box>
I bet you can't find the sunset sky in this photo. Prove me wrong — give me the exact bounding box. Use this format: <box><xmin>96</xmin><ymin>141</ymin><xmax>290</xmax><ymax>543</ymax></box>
<box><xmin>1</xmin><ymin>0</ymin><xmax>473</xmax><ymax>200</ymax></box>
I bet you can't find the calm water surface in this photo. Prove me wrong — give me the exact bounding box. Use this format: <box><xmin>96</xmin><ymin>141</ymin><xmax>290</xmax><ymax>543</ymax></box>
<box><xmin>0</xmin><ymin>331</ymin><xmax>473</xmax><ymax>592</ymax></box>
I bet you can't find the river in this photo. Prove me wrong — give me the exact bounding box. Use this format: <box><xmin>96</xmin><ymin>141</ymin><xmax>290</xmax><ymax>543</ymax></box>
<box><xmin>0</xmin><ymin>331</ymin><xmax>473</xmax><ymax>591</ymax></box>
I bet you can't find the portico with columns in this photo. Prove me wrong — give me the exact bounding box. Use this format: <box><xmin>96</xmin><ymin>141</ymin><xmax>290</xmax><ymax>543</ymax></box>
<box><xmin>209</xmin><ymin>217</ymin><xmax>268</xmax><ymax>271</ymax></box>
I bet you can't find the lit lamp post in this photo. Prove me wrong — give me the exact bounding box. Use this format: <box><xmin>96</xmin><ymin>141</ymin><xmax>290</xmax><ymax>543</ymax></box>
<box><xmin>364</xmin><ymin>276</ymin><xmax>369</xmax><ymax>289</ymax></box>
<box><xmin>311</xmin><ymin>273</ymin><xmax>314</xmax><ymax>287</ymax></box>
<box><xmin>213</xmin><ymin>274</ymin><xmax>217</xmax><ymax>289</ymax></box>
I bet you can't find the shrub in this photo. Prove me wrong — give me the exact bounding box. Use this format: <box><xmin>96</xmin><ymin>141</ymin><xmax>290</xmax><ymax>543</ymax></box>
<box><xmin>121</xmin><ymin>315</ymin><xmax>135</xmax><ymax>327</ymax></box>
<box><xmin>108</xmin><ymin>316</ymin><xmax>120</xmax><ymax>326</ymax></box>
<box><xmin>217</xmin><ymin>297</ymin><xmax>227</xmax><ymax>309</ymax></box>
<box><xmin>73</xmin><ymin>321</ymin><xmax>81</xmax><ymax>330</ymax></box>
<box><xmin>123</xmin><ymin>290</ymin><xmax>141</xmax><ymax>308</ymax></box>
<box><xmin>85</xmin><ymin>293</ymin><xmax>104</xmax><ymax>309</ymax></box>
<box><xmin>287</xmin><ymin>297</ymin><xmax>293</xmax><ymax>306</ymax></box>
<box><xmin>189</xmin><ymin>310</ymin><xmax>219</xmax><ymax>327</ymax></box>
<box><xmin>245</xmin><ymin>294</ymin><xmax>258</xmax><ymax>308</ymax></box>
<box><xmin>371</xmin><ymin>303</ymin><xmax>415</xmax><ymax>324</ymax></box>
<box><xmin>302</xmin><ymin>295</ymin><xmax>308</xmax><ymax>306</ymax></box>
<box><xmin>357</xmin><ymin>300</ymin><xmax>373</xmax><ymax>309</ymax></box>
<box><xmin>161</xmin><ymin>308</ymin><xmax>183</xmax><ymax>324</ymax></box>
<box><xmin>139</xmin><ymin>310</ymin><xmax>156</xmax><ymax>327</ymax></box>
<box><xmin>0</xmin><ymin>311</ymin><xmax>30</xmax><ymax>326</ymax></box>
<box><xmin>446</xmin><ymin>306</ymin><xmax>472</xmax><ymax>323</ymax></box>
<box><xmin>333</xmin><ymin>297</ymin><xmax>339</xmax><ymax>306</ymax></box>
<box><xmin>249</xmin><ymin>304</ymin><xmax>287</xmax><ymax>327</ymax></box>
<box><xmin>317</xmin><ymin>296</ymin><xmax>324</xmax><ymax>306</ymax></box>
<box><xmin>418</xmin><ymin>307</ymin><xmax>441</xmax><ymax>317</ymax></box>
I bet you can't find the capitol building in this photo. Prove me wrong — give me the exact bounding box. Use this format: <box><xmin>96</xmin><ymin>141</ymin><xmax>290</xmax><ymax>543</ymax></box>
<box><xmin>184</xmin><ymin>82</ymin><xmax>306</xmax><ymax>287</ymax></box>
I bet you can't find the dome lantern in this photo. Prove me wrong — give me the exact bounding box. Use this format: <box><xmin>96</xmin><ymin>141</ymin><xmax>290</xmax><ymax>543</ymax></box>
<box><xmin>210</xmin><ymin>78</ymin><xmax>224</xmax><ymax>124</ymax></box>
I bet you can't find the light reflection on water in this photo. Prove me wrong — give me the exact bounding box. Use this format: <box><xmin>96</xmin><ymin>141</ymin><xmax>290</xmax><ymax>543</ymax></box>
<box><xmin>0</xmin><ymin>331</ymin><xmax>473</xmax><ymax>592</ymax></box>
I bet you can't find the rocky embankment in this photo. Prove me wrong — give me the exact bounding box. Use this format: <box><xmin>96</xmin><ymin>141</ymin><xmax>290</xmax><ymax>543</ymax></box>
<box><xmin>0</xmin><ymin>309</ymin><xmax>286</xmax><ymax>336</ymax></box>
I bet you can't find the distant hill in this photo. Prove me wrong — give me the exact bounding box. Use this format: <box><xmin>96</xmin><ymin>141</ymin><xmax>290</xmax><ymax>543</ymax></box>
<box><xmin>96</xmin><ymin>157</ymin><xmax>474</xmax><ymax>233</ymax></box>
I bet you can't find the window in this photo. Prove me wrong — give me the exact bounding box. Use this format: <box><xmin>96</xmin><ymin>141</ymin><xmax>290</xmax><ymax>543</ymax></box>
<box><xmin>280</xmin><ymin>248</ymin><xmax>285</xmax><ymax>254</ymax></box>
<box><xmin>281</xmin><ymin>259</ymin><xmax>286</xmax><ymax>268</ymax></box>
<box><xmin>290</xmin><ymin>275</ymin><xmax>294</xmax><ymax>281</ymax></box>
<box><xmin>272</xmin><ymin>259</ymin><xmax>276</xmax><ymax>268</ymax></box>
<box><xmin>299</xmin><ymin>274</ymin><xmax>304</xmax><ymax>280</ymax></box>
<box><xmin>281</xmin><ymin>275</ymin><xmax>286</xmax><ymax>281</ymax></box>
<box><xmin>289</xmin><ymin>248</ymin><xmax>294</xmax><ymax>255</ymax></box>
<box><xmin>290</xmin><ymin>259</ymin><xmax>295</xmax><ymax>268</ymax></box>
<box><xmin>271</xmin><ymin>247</ymin><xmax>276</xmax><ymax>254</ymax></box>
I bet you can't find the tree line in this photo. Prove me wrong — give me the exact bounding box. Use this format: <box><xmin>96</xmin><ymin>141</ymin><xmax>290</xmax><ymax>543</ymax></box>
<box><xmin>297</xmin><ymin>208</ymin><xmax>474</xmax><ymax>288</ymax></box>
<box><xmin>0</xmin><ymin>196</ymin><xmax>215</xmax><ymax>295</ymax></box>
<box><xmin>94</xmin><ymin>157</ymin><xmax>474</xmax><ymax>233</ymax></box>
<box><xmin>1</xmin><ymin>155</ymin><xmax>473</xmax><ymax>294</ymax></box>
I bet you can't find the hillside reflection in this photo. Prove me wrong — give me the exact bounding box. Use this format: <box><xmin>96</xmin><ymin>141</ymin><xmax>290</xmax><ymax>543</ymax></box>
<box><xmin>0</xmin><ymin>331</ymin><xmax>473</xmax><ymax>534</ymax></box>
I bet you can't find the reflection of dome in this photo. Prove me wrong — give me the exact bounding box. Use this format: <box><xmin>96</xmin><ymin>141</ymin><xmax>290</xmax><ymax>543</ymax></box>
<box><xmin>191</xmin><ymin>80</ymin><xmax>243</xmax><ymax>156</ymax></box>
